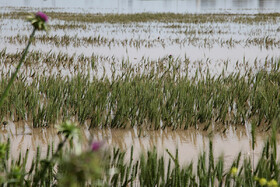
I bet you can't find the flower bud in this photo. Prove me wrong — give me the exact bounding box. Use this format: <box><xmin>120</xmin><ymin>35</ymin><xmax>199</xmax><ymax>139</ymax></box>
<box><xmin>259</xmin><ymin>178</ymin><xmax>267</xmax><ymax>186</ymax></box>
<box><xmin>35</xmin><ymin>11</ymin><xmax>48</xmax><ymax>22</ymax></box>
<box><xmin>26</xmin><ymin>11</ymin><xmax>48</xmax><ymax>31</ymax></box>
<box><xmin>230</xmin><ymin>167</ymin><xmax>238</xmax><ymax>176</ymax></box>
<box><xmin>91</xmin><ymin>141</ymin><xmax>103</xmax><ymax>152</ymax></box>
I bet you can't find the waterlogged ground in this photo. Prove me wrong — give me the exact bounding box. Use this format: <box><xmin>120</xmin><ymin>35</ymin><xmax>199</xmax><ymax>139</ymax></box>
<box><xmin>1</xmin><ymin>9</ymin><xmax>280</xmax><ymax>169</ymax></box>
<box><xmin>1</xmin><ymin>122</ymin><xmax>278</xmax><ymax>170</ymax></box>
<box><xmin>1</xmin><ymin>10</ymin><xmax>280</xmax><ymax>78</ymax></box>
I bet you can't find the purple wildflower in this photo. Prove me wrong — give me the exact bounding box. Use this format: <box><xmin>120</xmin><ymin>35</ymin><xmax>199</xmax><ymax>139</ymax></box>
<box><xmin>168</xmin><ymin>54</ymin><xmax>172</xmax><ymax>58</ymax></box>
<box><xmin>91</xmin><ymin>141</ymin><xmax>103</xmax><ymax>152</ymax></box>
<box><xmin>36</xmin><ymin>12</ymin><xmax>48</xmax><ymax>22</ymax></box>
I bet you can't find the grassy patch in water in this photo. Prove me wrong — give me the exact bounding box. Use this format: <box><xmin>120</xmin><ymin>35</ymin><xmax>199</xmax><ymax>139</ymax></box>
<box><xmin>5</xmin><ymin>33</ymin><xmax>280</xmax><ymax>49</ymax></box>
<box><xmin>0</xmin><ymin>55</ymin><xmax>280</xmax><ymax>129</ymax></box>
<box><xmin>2</xmin><ymin>10</ymin><xmax>280</xmax><ymax>24</ymax></box>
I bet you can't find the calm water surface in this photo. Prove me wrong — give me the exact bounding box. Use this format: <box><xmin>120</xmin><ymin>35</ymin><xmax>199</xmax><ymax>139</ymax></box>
<box><xmin>1</xmin><ymin>0</ymin><xmax>280</xmax><ymax>166</ymax></box>
<box><xmin>1</xmin><ymin>0</ymin><xmax>280</xmax><ymax>13</ymax></box>
<box><xmin>1</xmin><ymin>122</ymin><xmax>278</xmax><ymax>169</ymax></box>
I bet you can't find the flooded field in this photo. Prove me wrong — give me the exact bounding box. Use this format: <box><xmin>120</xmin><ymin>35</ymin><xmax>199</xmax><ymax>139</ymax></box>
<box><xmin>0</xmin><ymin>7</ymin><xmax>280</xmax><ymax>186</ymax></box>
<box><xmin>1</xmin><ymin>11</ymin><xmax>280</xmax><ymax>78</ymax></box>
<box><xmin>1</xmin><ymin>121</ymin><xmax>277</xmax><ymax>170</ymax></box>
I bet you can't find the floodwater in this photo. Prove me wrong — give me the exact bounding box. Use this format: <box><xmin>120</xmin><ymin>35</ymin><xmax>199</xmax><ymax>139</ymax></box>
<box><xmin>1</xmin><ymin>0</ymin><xmax>280</xmax><ymax>13</ymax></box>
<box><xmin>1</xmin><ymin>121</ymin><xmax>278</xmax><ymax>169</ymax></box>
<box><xmin>1</xmin><ymin>2</ymin><xmax>280</xmax><ymax>171</ymax></box>
<box><xmin>1</xmin><ymin>18</ymin><xmax>280</xmax><ymax>78</ymax></box>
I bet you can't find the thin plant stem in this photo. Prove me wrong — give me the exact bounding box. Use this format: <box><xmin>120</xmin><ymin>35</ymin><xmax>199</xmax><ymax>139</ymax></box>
<box><xmin>0</xmin><ymin>28</ymin><xmax>36</xmax><ymax>109</ymax></box>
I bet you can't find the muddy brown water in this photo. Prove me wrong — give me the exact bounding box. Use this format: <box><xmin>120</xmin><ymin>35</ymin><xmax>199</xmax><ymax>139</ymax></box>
<box><xmin>0</xmin><ymin>121</ymin><xmax>278</xmax><ymax>170</ymax></box>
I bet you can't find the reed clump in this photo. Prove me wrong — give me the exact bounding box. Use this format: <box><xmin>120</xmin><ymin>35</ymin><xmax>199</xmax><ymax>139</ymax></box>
<box><xmin>0</xmin><ymin>56</ymin><xmax>280</xmax><ymax>129</ymax></box>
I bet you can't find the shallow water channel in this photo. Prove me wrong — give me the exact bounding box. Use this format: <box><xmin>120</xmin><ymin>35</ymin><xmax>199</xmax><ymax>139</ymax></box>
<box><xmin>1</xmin><ymin>121</ymin><xmax>278</xmax><ymax>169</ymax></box>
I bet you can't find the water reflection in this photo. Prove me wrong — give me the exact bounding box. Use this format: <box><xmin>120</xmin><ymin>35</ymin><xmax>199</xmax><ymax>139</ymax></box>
<box><xmin>201</xmin><ymin>0</ymin><xmax>216</xmax><ymax>8</ymax></box>
<box><xmin>259</xmin><ymin>0</ymin><xmax>265</xmax><ymax>8</ymax></box>
<box><xmin>1</xmin><ymin>122</ymin><xmax>279</xmax><ymax>169</ymax></box>
<box><xmin>232</xmin><ymin>0</ymin><xmax>250</xmax><ymax>8</ymax></box>
<box><xmin>2</xmin><ymin>0</ymin><xmax>280</xmax><ymax>13</ymax></box>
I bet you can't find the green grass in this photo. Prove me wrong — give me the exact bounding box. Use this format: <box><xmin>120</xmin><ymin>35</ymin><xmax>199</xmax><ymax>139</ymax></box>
<box><xmin>0</xmin><ymin>128</ymin><xmax>279</xmax><ymax>186</ymax></box>
<box><xmin>1</xmin><ymin>8</ymin><xmax>280</xmax><ymax>186</ymax></box>
<box><xmin>1</xmin><ymin>53</ymin><xmax>280</xmax><ymax>129</ymax></box>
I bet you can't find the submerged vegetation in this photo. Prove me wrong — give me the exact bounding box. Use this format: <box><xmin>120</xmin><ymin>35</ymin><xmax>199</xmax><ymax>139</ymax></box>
<box><xmin>1</xmin><ymin>51</ymin><xmax>280</xmax><ymax>129</ymax></box>
<box><xmin>1</xmin><ymin>7</ymin><xmax>280</xmax><ymax>186</ymax></box>
<box><xmin>0</xmin><ymin>122</ymin><xmax>279</xmax><ymax>186</ymax></box>
<box><xmin>5</xmin><ymin>33</ymin><xmax>280</xmax><ymax>49</ymax></box>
